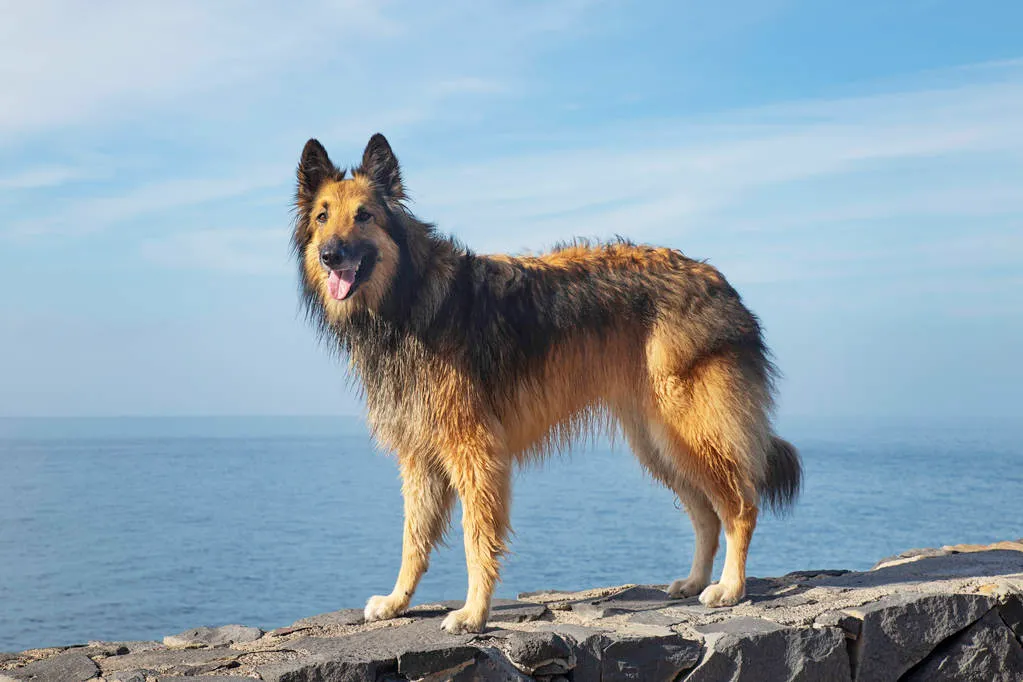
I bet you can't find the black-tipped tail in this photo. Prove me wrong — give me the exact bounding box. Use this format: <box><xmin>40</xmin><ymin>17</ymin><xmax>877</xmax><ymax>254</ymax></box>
<box><xmin>760</xmin><ymin>437</ymin><xmax>802</xmax><ymax>513</ymax></box>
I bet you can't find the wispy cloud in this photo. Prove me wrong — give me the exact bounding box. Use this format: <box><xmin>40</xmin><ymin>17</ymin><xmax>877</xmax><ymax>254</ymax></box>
<box><xmin>140</xmin><ymin>228</ymin><xmax>289</xmax><ymax>274</ymax></box>
<box><xmin>408</xmin><ymin>64</ymin><xmax>1023</xmax><ymax>252</ymax></box>
<box><xmin>0</xmin><ymin>2</ymin><xmax>603</xmax><ymax>240</ymax></box>
<box><xmin>0</xmin><ymin>1</ymin><xmax>394</xmax><ymax>139</ymax></box>
<box><xmin>0</xmin><ymin>165</ymin><xmax>105</xmax><ymax>190</ymax></box>
<box><xmin>38</xmin><ymin>58</ymin><xmax>1012</xmax><ymax>280</ymax></box>
<box><xmin>121</xmin><ymin>60</ymin><xmax>1023</xmax><ymax>285</ymax></box>
<box><xmin>6</xmin><ymin>168</ymin><xmax>287</xmax><ymax>239</ymax></box>
<box><xmin>0</xmin><ymin>1</ymin><xmax>599</xmax><ymax>145</ymax></box>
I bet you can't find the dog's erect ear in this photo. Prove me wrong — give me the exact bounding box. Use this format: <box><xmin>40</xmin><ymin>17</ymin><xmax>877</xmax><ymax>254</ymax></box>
<box><xmin>297</xmin><ymin>139</ymin><xmax>337</xmax><ymax>209</ymax></box>
<box><xmin>361</xmin><ymin>133</ymin><xmax>404</xmax><ymax>199</ymax></box>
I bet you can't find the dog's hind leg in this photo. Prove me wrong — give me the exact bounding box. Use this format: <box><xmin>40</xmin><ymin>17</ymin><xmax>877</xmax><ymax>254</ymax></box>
<box><xmin>650</xmin><ymin>352</ymin><xmax>769</xmax><ymax>608</ymax></box>
<box><xmin>616</xmin><ymin>408</ymin><xmax>721</xmax><ymax>599</ymax></box>
<box><xmin>364</xmin><ymin>455</ymin><xmax>455</xmax><ymax>622</ymax></box>
<box><xmin>667</xmin><ymin>485</ymin><xmax>720</xmax><ymax>598</ymax></box>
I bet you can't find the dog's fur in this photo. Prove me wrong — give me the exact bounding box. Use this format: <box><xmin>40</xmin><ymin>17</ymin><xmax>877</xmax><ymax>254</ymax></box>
<box><xmin>293</xmin><ymin>134</ymin><xmax>801</xmax><ymax>634</ymax></box>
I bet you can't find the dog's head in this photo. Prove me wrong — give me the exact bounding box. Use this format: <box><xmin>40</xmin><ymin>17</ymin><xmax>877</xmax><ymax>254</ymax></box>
<box><xmin>293</xmin><ymin>134</ymin><xmax>405</xmax><ymax>320</ymax></box>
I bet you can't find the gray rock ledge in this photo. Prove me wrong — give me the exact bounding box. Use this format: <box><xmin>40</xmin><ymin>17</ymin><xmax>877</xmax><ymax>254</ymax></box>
<box><xmin>2</xmin><ymin>540</ymin><xmax>1022</xmax><ymax>681</ymax></box>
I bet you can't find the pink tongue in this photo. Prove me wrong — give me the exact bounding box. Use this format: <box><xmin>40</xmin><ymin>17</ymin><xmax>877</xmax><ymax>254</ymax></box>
<box><xmin>327</xmin><ymin>268</ymin><xmax>357</xmax><ymax>300</ymax></box>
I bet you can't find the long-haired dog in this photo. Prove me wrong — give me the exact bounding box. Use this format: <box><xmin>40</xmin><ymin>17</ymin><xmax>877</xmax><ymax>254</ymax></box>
<box><xmin>292</xmin><ymin>134</ymin><xmax>801</xmax><ymax>634</ymax></box>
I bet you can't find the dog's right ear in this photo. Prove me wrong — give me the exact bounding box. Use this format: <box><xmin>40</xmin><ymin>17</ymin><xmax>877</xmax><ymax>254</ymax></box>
<box><xmin>296</xmin><ymin>139</ymin><xmax>338</xmax><ymax>211</ymax></box>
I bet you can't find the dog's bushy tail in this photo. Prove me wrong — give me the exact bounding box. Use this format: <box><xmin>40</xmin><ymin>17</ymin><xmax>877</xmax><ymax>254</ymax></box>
<box><xmin>760</xmin><ymin>436</ymin><xmax>802</xmax><ymax>513</ymax></box>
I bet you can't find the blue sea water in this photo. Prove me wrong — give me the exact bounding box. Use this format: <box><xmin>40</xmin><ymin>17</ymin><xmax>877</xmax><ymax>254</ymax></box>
<box><xmin>0</xmin><ymin>415</ymin><xmax>1020</xmax><ymax>652</ymax></box>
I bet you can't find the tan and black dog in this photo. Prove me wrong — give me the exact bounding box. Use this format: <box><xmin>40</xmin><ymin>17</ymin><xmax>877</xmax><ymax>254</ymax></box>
<box><xmin>292</xmin><ymin>134</ymin><xmax>801</xmax><ymax>634</ymax></box>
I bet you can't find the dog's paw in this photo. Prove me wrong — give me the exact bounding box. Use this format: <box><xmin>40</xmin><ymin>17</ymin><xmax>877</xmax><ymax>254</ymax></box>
<box><xmin>364</xmin><ymin>593</ymin><xmax>406</xmax><ymax>622</ymax></box>
<box><xmin>698</xmin><ymin>582</ymin><xmax>745</xmax><ymax>607</ymax></box>
<box><xmin>440</xmin><ymin>607</ymin><xmax>487</xmax><ymax>634</ymax></box>
<box><xmin>667</xmin><ymin>577</ymin><xmax>709</xmax><ymax>599</ymax></box>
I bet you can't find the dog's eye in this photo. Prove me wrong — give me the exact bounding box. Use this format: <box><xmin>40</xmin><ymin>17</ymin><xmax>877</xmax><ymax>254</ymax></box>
<box><xmin>355</xmin><ymin>209</ymin><xmax>372</xmax><ymax>223</ymax></box>
<box><xmin>316</xmin><ymin>211</ymin><xmax>328</xmax><ymax>224</ymax></box>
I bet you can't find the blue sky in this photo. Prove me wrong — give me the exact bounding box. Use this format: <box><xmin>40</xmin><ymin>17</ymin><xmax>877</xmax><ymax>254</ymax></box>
<box><xmin>1</xmin><ymin>0</ymin><xmax>1020</xmax><ymax>419</ymax></box>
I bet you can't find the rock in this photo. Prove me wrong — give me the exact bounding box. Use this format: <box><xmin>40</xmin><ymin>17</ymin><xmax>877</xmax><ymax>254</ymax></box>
<box><xmin>503</xmin><ymin>630</ymin><xmax>574</xmax><ymax>675</ymax></box>
<box><xmin>2</xmin><ymin>651</ymin><xmax>97</xmax><ymax>682</ymax></box>
<box><xmin>783</xmin><ymin>569</ymin><xmax>851</xmax><ymax>580</ymax></box>
<box><xmin>688</xmin><ymin>618</ymin><xmax>850</xmax><ymax>682</ymax></box>
<box><xmin>999</xmin><ymin>593</ymin><xmax>1023</xmax><ymax>641</ymax></box>
<box><xmin>107</xmin><ymin>673</ymin><xmax>146</xmax><ymax>682</ymax></box>
<box><xmin>413</xmin><ymin>599</ymin><xmax>549</xmax><ymax>624</ymax></box>
<box><xmin>601</xmin><ymin>626</ymin><xmax>702</xmax><ymax>681</ymax></box>
<box><xmin>902</xmin><ymin>609</ymin><xmax>1023</xmax><ymax>681</ymax></box>
<box><xmin>943</xmin><ymin>540</ymin><xmax>1023</xmax><ymax>554</ymax></box>
<box><xmin>837</xmin><ymin>549</ymin><xmax>1023</xmax><ymax>589</ymax></box>
<box><xmin>398</xmin><ymin>644</ymin><xmax>478</xmax><ymax>679</ymax></box>
<box><xmin>98</xmin><ymin>647</ymin><xmax>242</xmax><ymax>677</ymax></box>
<box><xmin>260</xmin><ymin>616</ymin><xmax>476</xmax><ymax>682</ymax></box>
<box><xmin>567</xmin><ymin>585</ymin><xmax>671</xmax><ymax>621</ymax></box>
<box><xmin>288</xmin><ymin>608</ymin><xmax>365</xmax><ymax>631</ymax></box>
<box><xmin>549</xmin><ymin>624</ymin><xmax>608</xmax><ymax>681</ymax></box>
<box><xmin>488</xmin><ymin>599</ymin><xmax>550</xmax><ymax>623</ymax></box>
<box><xmin>84</xmin><ymin>640</ymin><xmax>164</xmax><ymax>656</ymax></box>
<box><xmin>163</xmin><ymin>624</ymin><xmax>263</xmax><ymax>648</ymax></box>
<box><xmin>450</xmin><ymin>647</ymin><xmax>533</xmax><ymax>681</ymax></box>
<box><xmin>844</xmin><ymin>592</ymin><xmax>996</xmax><ymax>681</ymax></box>
<box><xmin>872</xmin><ymin>547</ymin><xmax>949</xmax><ymax>569</ymax></box>
<box><xmin>814</xmin><ymin>610</ymin><xmax>863</xmax><ymax>639</ymax></box>
<box><xmin>261</xmin><ymin>656</ymin><xmax>381</xmax><ymax>682</ymax></box>
<box><xmin>626</xmin><ymin>603</ymin><xmax>717</xmax><ymax>627</ymax></box>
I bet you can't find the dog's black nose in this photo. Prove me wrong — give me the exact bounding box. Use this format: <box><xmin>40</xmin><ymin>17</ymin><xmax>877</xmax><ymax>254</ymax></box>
<box><xmin>319</xmin><ymin>237</ymin><xmax>348</xmax><ymax>269</ymax></box>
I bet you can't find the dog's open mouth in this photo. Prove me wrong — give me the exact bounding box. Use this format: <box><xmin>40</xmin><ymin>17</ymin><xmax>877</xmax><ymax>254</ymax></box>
<box><xmin>326</xmin><ymin>258</ymin><xmax>363</xmax><ymax>301</ymax></box>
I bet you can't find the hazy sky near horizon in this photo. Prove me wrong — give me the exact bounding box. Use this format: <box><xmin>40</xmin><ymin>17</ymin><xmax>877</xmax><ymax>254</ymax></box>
<box><xmin>1</xmin><ymin>1</ymin><xmax>1021</xmax><ymax>420</ymax></box>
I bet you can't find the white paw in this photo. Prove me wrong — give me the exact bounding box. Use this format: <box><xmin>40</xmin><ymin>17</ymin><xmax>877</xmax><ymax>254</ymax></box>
<box><xmin>667</xmin><ymin>577</ymin><xmax>709</xmax><ymax>599</ymax></box>
<box><xmin>698</xmin><ymin>582</ymin><xmax>745</xmax><ymax>607</ymax></box>
<box><xmin>364</xmin><ymin>593</ymin><xmax>406</xmax><ymax>622</ymax></box>
<box><xmin>440</xmin><ymin>607</ymin><xmax>487</xmax><ymax>634</ymax></box>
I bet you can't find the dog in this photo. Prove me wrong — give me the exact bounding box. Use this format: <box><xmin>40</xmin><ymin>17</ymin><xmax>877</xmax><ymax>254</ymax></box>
<box><xmin>292</xmin><ymin>133</ymin><xmax>801</xmax><ymax>634</ymax></box>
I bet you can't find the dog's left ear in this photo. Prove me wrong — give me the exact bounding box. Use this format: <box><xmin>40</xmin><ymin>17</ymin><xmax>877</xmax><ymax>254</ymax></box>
<box><xmin>362</xmin><ymin>133</ymin><xmax>404</xmax><ymax>200</ymax></box>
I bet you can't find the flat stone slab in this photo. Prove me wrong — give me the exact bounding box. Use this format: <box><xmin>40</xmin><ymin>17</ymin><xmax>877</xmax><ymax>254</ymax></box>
<box><xmin>97</xmin><ymin>647</ymin><xmax>245</xmax><ymax>677</ymax></box>
<box><xmin>1</xmin><ymin>650</ymin><xmax>97</xmax><ymax>682</ymax></box>
<box><xmin>163</xmin><ymin>624</ymin><xmax>264</xmax><ymax>648</ymax></box>
<box><xmin>565</xmin><ymin>585</ymin><xmax>674</xmax><ymax>621</ymax></box>
<box><xmin>3</xmin><ymin>542</ymin><xmax>1022</xmax><ymax>682</ymax></box>
<box><xmin>287</xmin><ymin>608</ymin><xmax>365</xmax><ymax>631</ymax></box>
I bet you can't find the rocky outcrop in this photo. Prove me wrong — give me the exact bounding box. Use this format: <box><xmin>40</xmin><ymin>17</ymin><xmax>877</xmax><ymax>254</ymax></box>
<box><xmin>2</xmin><ymin>541</ymin><xmax>1022</xmax><ymax>681</ymax></box>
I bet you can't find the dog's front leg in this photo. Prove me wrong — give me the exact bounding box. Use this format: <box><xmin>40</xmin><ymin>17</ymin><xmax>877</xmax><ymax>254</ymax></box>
<box><xmin>364</xmin><ymin>456</ymin><xmax>454</xmax><ymax>622</ymax></box>
<box><xmin>441</xmin><ymin>454</ymin><xmax>511</xmax><ymax>634</ymax></box>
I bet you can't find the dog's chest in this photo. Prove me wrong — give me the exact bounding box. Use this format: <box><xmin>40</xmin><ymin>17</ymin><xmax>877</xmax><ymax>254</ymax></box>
<box><xmin>351</xmin><ymin>337</ymin><xmax>448</xmax><ymax>451</ymax></box>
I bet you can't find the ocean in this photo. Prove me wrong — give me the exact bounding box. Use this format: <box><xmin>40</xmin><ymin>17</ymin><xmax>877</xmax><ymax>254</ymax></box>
<box><xmin>1</xmin><ymin>415</ymin><xmax>1020</xmax><ymax>652</ymax></box>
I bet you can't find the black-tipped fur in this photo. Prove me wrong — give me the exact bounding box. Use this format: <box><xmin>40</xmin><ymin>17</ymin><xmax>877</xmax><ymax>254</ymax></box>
<box><xmin>760</xmin><ymin>437</ymin><xmax>802</xmax><ymax>512</ymax></box>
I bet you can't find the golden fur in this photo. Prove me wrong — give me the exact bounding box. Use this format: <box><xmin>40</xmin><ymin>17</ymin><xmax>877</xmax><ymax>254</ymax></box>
<box><xmin>293</xmin><ymin>135</ymin><xmax>801</xmax><ymax>634</ymax></box>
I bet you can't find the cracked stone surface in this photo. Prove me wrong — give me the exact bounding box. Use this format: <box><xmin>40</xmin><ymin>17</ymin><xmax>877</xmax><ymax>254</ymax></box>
<box><xmin>902</xmin><ymin>608</ymin><xmax>1023</xmax><ymax>682</ymax></box>
<box><xmin>163</xmin><ymin>625</ymin><xmax>264</xmax><ymax>649</ymax></box>
<box><xmin>1</xmin><ymin>541</ymin><xmax>1021</xmax><ymax>681</ymax></box>
<box><xmin>844</xmin><ymin>592</ymin><xmax>996</xmax><ymax>681</ymax></box>
<box><xmin>687</xmin><ymin>617</ymin><xmax>849</xmax><ymax>682</ymax></box>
